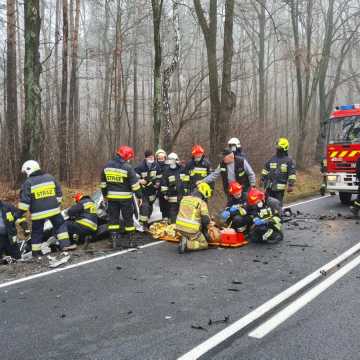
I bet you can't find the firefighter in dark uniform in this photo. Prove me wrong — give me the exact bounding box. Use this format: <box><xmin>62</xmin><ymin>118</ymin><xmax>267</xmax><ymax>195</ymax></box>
<box><xmin>65</xmin><ymin>192</ymin><xmax>98</xmax><ymax>243</ymax></box>
<box><xmin>19</xmin><ymin>160</ymin><xmax>70</xmax><ymax>256</ymax></box>
<box><xmin>228</xmin><ymin>137</ymin><xmax>244</xmax><ymax>157</ymax></box>
<box><xmin>135</xmin><ymin>150</ymin><xmax>161</xmax><ymax>229</ymax></box>
<box><xmin>220</xmin><ymin>181</ymin><xmax>251</xmax><ymax>234</ymax></box>
<box><xmin>184</xmin><ymin>145</ymin><xmax>212</xmax><ymax>193</ymax></box>
<box><xmin>320</xmin><ymin>157</ymin><xmax>327</xmax><ymax>196</ymax></box>
<box><xmin>261</xmin><ymin>138</ymin><xmax>296</xmax><ymax>206</ymax></box>
<box><xmin>100</xmin><ymin>146</ymin><xmax>142</xmax><ymax>248</ymax></box>
<box><xmin>161</xmin><ymin>152</ymin><xmax>188</xmax><ymax>223</ymax></box>
<box><xmin>247</xmin><ymin>188</ymin><xmax>283</xmax><ymax>244</ymax></box>
<box><xmin>350</xmin><ymin>156</ymin><xmax>360</xmax><ymax>216</ymax></box>
<box><xmin>155</xmin><ymin>149</ymin><xmax>169</xmax><ymax>221</ymax></box>
<box><xmin>0</xmin><ymin>200</ymin><xmax>28</xmax><ymax>261</ymax></box>
<box><xmin>202</xmin><ymin>149</ymin><xmax>256</xmax><ymax>204</ymax></box>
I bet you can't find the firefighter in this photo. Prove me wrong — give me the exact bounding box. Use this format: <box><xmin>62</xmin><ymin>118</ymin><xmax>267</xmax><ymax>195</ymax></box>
<box><xmin>176</xmin><ymin>182</ymin><xmax>212</xmax><ymax>253</ymax></box>
<box><xmin>247</xmin><ymin>188</ymin><xmax>283</xmax><ymax>244</ymax></box>
<box><xmin>161</xmin><ymin>152</ymin><xmax>188</xmax><ymax>223</ymax></box>
<box><xmin>18</xmin><ymin>160</ymin><xmax>71</xmax><ymax>256</ymax></box>
<box><xmin>65</xmin><ymin>192</ymin><xmax>98</xmax><ymax>243</ymax></box>
<box><xmin>320</xmin><ymin>158</ymin><xmax>327</xmax><ymax>196</ymax></box>
<box><xmin>135</xmin><ymin>150</ymin><xmax>161</xmax><ymax>229</ymax></box>
<box><xmin>0</xmin><ymin>200</ymin><xmax>28</xmax><ymax>261</ymax></box>
<box><xmin>220</xmin><ymin>181</ymin><xmax>250</xmax><ymax>234</ymax></box>
<box><xmin>202</xmin><ymin>148</ymin><xmax>256</xmax><ymax>204</ymax></box>
<box><xmin>184</xmin><ymin>145</ymin><xmax>212</xmax><ymax>193</ymax></box>
<box><xmin>155</xmin><ymin>149</ymin><xmax>169</xmax><ymax>221</ymax></box>
<box><xmin>100</xmin><ymin>146</ymin><xmax>142</xmax><ymax>248</ymax></box>
<box><xmin>228</xmin><ymin>137</ymin><xmax>244</xmax><ymax>157</ymax></box>
<box><xmin>350</xmin><ymin>156</ymin><xmax>360</xmax><ymax>216</ymax></box>
<box><xmin>260</xmin><ymin>138</ymin><xmax>296</xmax><ymax>206</ymax></box>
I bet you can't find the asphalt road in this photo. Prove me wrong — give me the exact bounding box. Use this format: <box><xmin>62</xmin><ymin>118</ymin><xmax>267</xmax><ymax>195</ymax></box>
<box><xmin>1</xmin><ymin>195</ymin><xmax>360</xmax><ymax>360</ymax></box>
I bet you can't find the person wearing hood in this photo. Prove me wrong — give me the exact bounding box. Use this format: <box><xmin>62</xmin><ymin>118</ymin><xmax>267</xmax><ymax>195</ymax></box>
<box><xmin>160</xmin><ymin>152</ymin><xmax>188</xmax><ymax>223</ymax></box>
<box><xmin>184</xmin><ymin>145</ymin><xmax>213</xmax><ymax>193</ymax></box>
<box><xmin>18</xmin><ymin>160</ymin><xmax>71</xmax><ymax>256</ymax></box>
<box><xmin>0</xmin><ymin>200</ymin><xmax>28</xmax><ymax>262</ymax></box>
<box><xmin>260</xmin><ymin>137</ymin><xmax>296</xmax><ymax>206</ymax></box>
<box><xmin>100</xmin><ymin>146</ymin><xmax>142</xmax><ymax>248</ymax></box>
<box><xmin>135</xmin><ymin>150</ymin><xmax>161</xmax><ymax>229</ymax></box>
<box><xmin>176</xmin><ymin>182</ymin><xmax>212</xmax><ymax>253</ymax></box>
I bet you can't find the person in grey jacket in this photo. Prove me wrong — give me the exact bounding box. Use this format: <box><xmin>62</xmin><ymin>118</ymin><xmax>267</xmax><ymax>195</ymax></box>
<box><xmin>202</xmin><ymin>149</ymin><xmax>256</xmax><ymax>204</ymax></box>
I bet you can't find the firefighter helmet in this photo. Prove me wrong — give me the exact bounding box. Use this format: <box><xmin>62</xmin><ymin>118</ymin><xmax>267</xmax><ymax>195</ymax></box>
<box><xmin>21</xmin><ymin>160</ymin><xmax>41</xmax><ymax>177</ymax></box>
<box><xmin>277</xmin><ymin>138</ymin><xmax>289</xmax><ymax>151</ymax></box>
<box><xmin>117</xmin><ymin>146</ymin><xmax>135</xmax><ymax>161</ymax></box>
<box><xmin>73</xmin><ymin>192</ymin><xmax>84</xmax><ymax>203</ymax></box>
<box><xmin>192</xmin><ymin>145</ymin><xmax>205</xmax><ymax>157</ymax></box>
<box><xmin>228</xmin><ymin>181</ymin><xmax>243</xmax><ymax>196</ymax></box>
<box><xmin>228</xmin><ymin>137</ymin><xmax>241</xmax><ymax>148</ymax></box>
<box><xmin>247</xmin><ymin>188</ymin><xmax>266</xmax><ymax>206</ymax></box>
<box><xmin>168</xmin><ymin>152</ymin><xmax>179</xmax><ymax>161</ymax></box>
<box><xmin>197</xmin><ymin>182</ymin><xmax>213</xmax><ymax>199</ymax></box>
<box><xmin>155</xmin><ymin>149</ymin><xmax>167</xmax><ymax>158</ymax></box>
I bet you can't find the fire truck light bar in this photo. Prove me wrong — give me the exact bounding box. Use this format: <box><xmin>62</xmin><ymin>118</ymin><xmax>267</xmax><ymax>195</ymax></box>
<box><xmin>335</xmin><ymin>104</ymin><xmax>360</xmax><ymax>110</ymax></box>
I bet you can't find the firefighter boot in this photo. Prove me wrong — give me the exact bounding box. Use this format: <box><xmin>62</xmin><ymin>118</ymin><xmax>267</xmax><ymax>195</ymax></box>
<box><xmin>178</xmin><ymin>235</ymin><xmax>187</xmax><ymax>254</ymax></box>
<box><xmin>111</xmin><ymin>232</ymin><xmax>122</xmax><ymax>250</ymax></box>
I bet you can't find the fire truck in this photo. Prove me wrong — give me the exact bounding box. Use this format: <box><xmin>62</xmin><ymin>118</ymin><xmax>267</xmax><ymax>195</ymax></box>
<box><xmin>325</xmin><ymin>104</ymin><xmax>360</xmax><ymax>204</ymax></box>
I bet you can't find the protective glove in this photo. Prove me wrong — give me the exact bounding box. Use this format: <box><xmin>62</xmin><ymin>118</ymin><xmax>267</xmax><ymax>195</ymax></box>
<box><xmin>229</xmin><ymin>206</ymin><xmax>239</xmax><ymax>215</ymax></box>
<box><xmin>220</xmin><ymin>210</ymin><xmax>231</xmax><ymax>221</ymax></box>
<box><xmin>254</xmin><ymin>217</ymin><xmax>266</xmax><ymax>226</ymax></box>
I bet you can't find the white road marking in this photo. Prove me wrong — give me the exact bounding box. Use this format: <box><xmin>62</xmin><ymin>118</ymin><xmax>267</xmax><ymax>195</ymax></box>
<box><xmin>0</xmin><ymin>241</ymin><xmax>164</xmax><ymax>290</ymax></box>
<box><xmin>177</xmin><ymin>240</ymin><xmax>360</xmax><ymax>360</ymax></box>
<box><xmin>249</xmin><ymin>253</ymin><xmax>360</xmax><ymax>339</ymax></box>
<box><xmin>286</xmin><ymin>195</ymin><xmax>331</xmax><ymax>208</ymax></box>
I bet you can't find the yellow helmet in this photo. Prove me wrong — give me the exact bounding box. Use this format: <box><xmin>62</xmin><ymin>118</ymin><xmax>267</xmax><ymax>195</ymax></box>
<box><xmin>197</xmin><ymin>182</ymin><xmax>213</xmax><ymax>199</ymax></box>
<box><xmin>277</xmin><ymin>137</ymin><xmax>289</xmax><ymax>151</ymax></box>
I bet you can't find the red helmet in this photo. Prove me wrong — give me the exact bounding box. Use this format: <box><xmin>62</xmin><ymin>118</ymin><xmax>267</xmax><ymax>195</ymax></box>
<box><xmin>117</xmin><ymin>145</ymin><xmax>134</xmax><ymax>161</ymax></box>
<box><xmin>247</xmin><ymin>188</ymin><xmax>265</xmax><ymax>206</ymax></box>
<box><xmin>73</xmin><ymin>192</ymin><xmax>84</xmax><ymax>203</ymax></box>
<box><xmin>228</xmin><ymin>181</ymin><xmax>243</xmax><ymax>196</ymax></box>
<box><xmin>192</xmin><ymin>145</ymin><xmax>205</xmax><ymax>157</ymax></box>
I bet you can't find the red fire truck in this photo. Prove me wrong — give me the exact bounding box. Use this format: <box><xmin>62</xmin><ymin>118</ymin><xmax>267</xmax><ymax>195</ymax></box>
<box><xmin>325</xmin><ymin>104</ymin><xmax>360</xmax><ymax>204</ymax></box>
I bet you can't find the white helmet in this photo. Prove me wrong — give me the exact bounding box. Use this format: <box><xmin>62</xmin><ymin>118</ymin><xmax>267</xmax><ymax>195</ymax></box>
<box><xmin>155</xmin><ymin>149</ymin><xmax>167</xmax><ymax>158</ymax></box>
<box><xmin>21</xmin><ymin>160</ymin><xmax>41</xmax><ymax>177</ymax></box>
<box><xmin>228</xmin><ymin>137</ymin><xmax>241</xmax><ymax>148</ymax></box>
<box><xmin>168</xmin><ymin>152</ymin><xmax>179</xmax><ymax>161</ymax></box>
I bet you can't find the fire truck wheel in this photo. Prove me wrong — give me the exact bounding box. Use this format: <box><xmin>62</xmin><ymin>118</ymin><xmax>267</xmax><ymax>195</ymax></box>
<box><xmin>339</xmin><ymin>192</ymin><xmax>352</xmax><ymax>205</ymax></box>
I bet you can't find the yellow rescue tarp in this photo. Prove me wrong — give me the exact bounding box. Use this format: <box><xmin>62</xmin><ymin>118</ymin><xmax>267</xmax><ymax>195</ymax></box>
<box><xmin>149</xmin><ymin>222</ymin><xmax>180</xmax><ymax>242</ymax></box>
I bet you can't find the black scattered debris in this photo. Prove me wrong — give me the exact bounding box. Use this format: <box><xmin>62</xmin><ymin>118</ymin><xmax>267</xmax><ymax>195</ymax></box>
<box><xmin>263</xmin><ymin>262</ymin><xmax>268</xmax><ymax>265</ymax></box>
<box><xmin>116</xmin><ymin>266</ymin><xmax>122</xmax><ymax>270</ymax></box>
<box><xmin>320</xmin><ymin>270</ymin><xmax>327</xmax><ymax>276</ymax></box>
<box><xmin>191</xmin><ymin>324</ymin><xmax>208</xmax><ymax>331</ymax></box>
<box><xmin>232</xmin><ymin>280</ymin><xmax>243</xmax><ymax>285</ymax></box>
<box><xmin>253</xmin><ymin>259</ymin><xmax>261</xmax><ymax>263</ymax></box>
<box><xmin>1</xmin><ymin>299</ymin><xmax>6</xmax><ymax>303</ymax></box>
<box><xmin>60</xmin><ymin>314</ymin><xmax>66</xmax><ymax>319</ymax></box>
<box><xmin>208</xmin><ymin>316</ymin><xmax>230</xmax><ymax>326</ymax></box>
<box><xmin>227</xmin><ymin>288</ymin><xmax>240</xmax><ymax>292</ymax></box>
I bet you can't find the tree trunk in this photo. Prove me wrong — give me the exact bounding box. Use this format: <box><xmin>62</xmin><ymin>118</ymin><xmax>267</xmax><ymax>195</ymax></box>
<box><xmin>59</xmin><ymin>0</ymin><xmax>69</xmax><ymax>182</ymax></box>
<box><xmin>133</xmin><ymin>34</ymin><xmax>139</xmax><ymax>154</ymax></box>
<box><xmin>6</xmin><ymin>0</ymin><xmax>20</xmax><ymax>184</ymax></box>
<box><xmin>151</xmin><ymin>0</ymin><xmax>163</xmax><ymax>149</ymax></box>
<box><xmin>22</xmin><ymin>0</ymin><xmax>42</xmax><ymax>163</ymax></box>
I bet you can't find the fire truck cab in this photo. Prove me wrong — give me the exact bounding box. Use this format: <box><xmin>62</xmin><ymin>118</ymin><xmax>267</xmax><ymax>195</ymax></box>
<box><xmin>325</xmin><ymin>104</ymin><xmax>360</xmax><ymax>204</ymax></box>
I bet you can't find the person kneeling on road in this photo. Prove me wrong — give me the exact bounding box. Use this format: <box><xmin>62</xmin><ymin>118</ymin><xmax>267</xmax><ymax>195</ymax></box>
<box><xmin>0</xmin><ymin>200</ymin><xmax>29</xmax><ymax>262</ymax></box>
<box><xmin>176</xmin><ymin>183</ymin><xmax>212</xmax><ymax>254</ymax></box>
<box><xmin>220</xmin><ymin>181</ymin><xmax>251</xmax><ymax>234</ymax></box>
<box><xmin>65</xmin><ymin>192</ymin><xmax>98</xmax><ymax>244</ymax></box>
<box><xmin>247</xmin><ymin>188</ymin><xmax>283</xmax><ymax>244</ymax></box>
